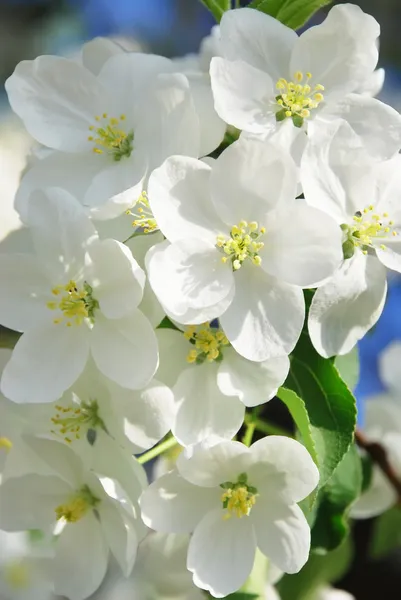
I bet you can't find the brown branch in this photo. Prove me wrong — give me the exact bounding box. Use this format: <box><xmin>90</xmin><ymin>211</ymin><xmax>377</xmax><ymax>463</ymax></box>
<box><xmin>355</xmin><ymin>428</ymin><xmax>401</xmax><ymax>502</ymax></box>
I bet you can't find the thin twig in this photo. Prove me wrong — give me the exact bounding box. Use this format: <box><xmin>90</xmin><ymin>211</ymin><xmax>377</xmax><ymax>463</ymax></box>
<box><xmin>355</xmin><ymin>428</ymin><xmax>401</xmax><ymax>501</ymax></box>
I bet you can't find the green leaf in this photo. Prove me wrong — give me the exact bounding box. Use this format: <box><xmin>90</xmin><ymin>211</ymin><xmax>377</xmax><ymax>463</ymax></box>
<box><xmin>0</xmin><ymin>326</ymin><xmax>21</xmax><ymax>349</ymax></box>
<box><xmin>335</xmin><ymin>347</ymin><xmax>360</xmax><ymax>392</ymax></box>
<box><xmin>199</xmin><ymin>0</ymin><xmax>231</xmax><ymax>22</ymax></box>
<box><xmin>277</xmin><ymin>387</ymin><xmax>318</xmax><ymax>466</ymax></box>
<box><xmin>156</xmin><ymin>316</ymin><xmax>180</xmax><ymax>331</ymax></box>
<box><xmin>283</xmin><ymin>297</ymin><xmax>357</xmax><ymax>488</ymax></box>
<box><xmin>311</xmin><ymin>443</ymin><xmax>362</xmax><ymax>552</ymax></box>
<box><xmin>248</xmin><ymin>0</ymin><xmax>333</xmax><ymax>30</ymax></box>
<box><xmin>278</xmin><ymin>538</ymin><xmax>353</xmax><ymax>600</ymax></box>
<box><xmin>370</xmin><ymin>507</ymin><xmax>401</xmax><ymax>559</ymax></box>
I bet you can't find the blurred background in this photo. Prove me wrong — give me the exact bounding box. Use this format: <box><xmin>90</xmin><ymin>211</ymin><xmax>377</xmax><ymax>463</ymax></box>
<box><xmin>0</xmin><ymin>0</ymin><xmax>401</xmax><ymax>598</ymax></box>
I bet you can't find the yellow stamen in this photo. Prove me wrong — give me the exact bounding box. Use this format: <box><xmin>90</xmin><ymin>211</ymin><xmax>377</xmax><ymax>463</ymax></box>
<box><xmin>216</xmin><ymin>220</ymin><xmax>265</xmax><ymax>270</ymax></box>
<box><xmin>88</xmin><ymin>113</ymin><xmax>133</xmax><ymax>161</ymax></box>
<box><xmin>275</xmin><ymin>71</ymin><xmax>324</xmax><ymax>126</ymax></box>
<box><xmin>184</xmin><ymin>322</ymin><xmax>229</xmax><ymax>364</ymax></box>
<box><xmin>0</xmin><ymin>436</ymin><xmax>12</xmax><ymax>451</ymax></box>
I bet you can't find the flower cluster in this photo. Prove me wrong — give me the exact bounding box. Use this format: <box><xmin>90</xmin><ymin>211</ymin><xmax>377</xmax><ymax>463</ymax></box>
<box><xmin>1</xmin><ymin>3</ymin><xmax>401</xmax><ymax>599</ymax></box>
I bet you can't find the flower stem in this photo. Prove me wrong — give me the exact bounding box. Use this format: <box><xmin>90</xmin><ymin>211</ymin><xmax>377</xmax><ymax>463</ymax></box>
<box><xmin>244</xmin><ymin>414</ymin><xmax>293</xmax><ymax>438</ymax></box>
<box><xmin>137</xmin><ymin>435</ymin><xmax>178</xmax><ymax>464</ymax></box>
<box><xmin>242</xmin><ymin>421</ymin><xmax>256</xmax><ymax>447</ymax></box>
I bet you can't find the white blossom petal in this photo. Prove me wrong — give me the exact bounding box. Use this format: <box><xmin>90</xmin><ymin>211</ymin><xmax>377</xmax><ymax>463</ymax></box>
<box><xmin>90</xmin><ymin>310</ymin><xmax>158</xmax><ymax>390</ymax></box>
<box><xmin>140</xmin><ymin>471</ymin><xmax>220</xmax><ymax>533</ymax></box>
<box><xmin>250</xmin><ymin>502</ymin><xmax>310</xmax><ymax>574</ymax></box>
<box><xmin>220</xmin><ymin>266</ymin><xmax>304</xmax><ymax>361</ymax></box>
<box><xmin>210</xmin><ymin>57</ymin><xmax>276</xmax><ymax>135</ymax></box>
<box><xmin>218</xmin><ymin>350</ymin><xmax>289</xmax><ymax>407</ymax></box>
<box><xmin>188</xmin><ymin>507</ymin><xmax>256</xmax><ymax>598</ymax></box>
<box><xmin>172</xmin><ymin>363</ymin><xmax>244</xmax><ymax>446</ymax></box>
<box><xmin>1</xmin><ymin>323</ymin><xmax>90</xmax><ymax>403</ymax></box>
<box><xmin>308</xmin><ymin>253</ymin><xmax>387</xmax><ymax>357</ymax></box>
<box><xmin>53</xmin><ymin>513</ymin><xmax>109</xmax><ymax>600</ymax></box>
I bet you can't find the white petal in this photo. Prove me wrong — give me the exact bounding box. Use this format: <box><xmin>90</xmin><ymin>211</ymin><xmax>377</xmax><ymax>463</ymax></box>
<box><xmin>111</xmin><ymin>378</ymin><xmax>175</xmax><ymax>452</ymax></box>
<box><xmin>140</xmin><ymin>471</ymin><xmax>220</xmax><ymax>533</ymax></box>
<box><xmin>188</xmin><ymin>507</ymin><xmax>256</xmax><ymax>598</ymax></box>
<box><xmin>85</xmin><ymin>156</ymin><xmax>147</xmax><ymax>219</ymax></box>
<box><xmin>218</xmin><ymin>350</ymin><xmax>289</xmax><ymax>407</ymax></box>
<box><xmin>379</xmin><ymin>344</ymin><xmax>401</xmax><ymax>396</ymax></box>
<box><xmin>6</xmin><ymin>56</ymin><xmax>107</xmax><ymax>151</ymax></box>
<box><xmin>148</xmin><ymin>156</ymin><xmax>223</xmax><ymax>244</ymax></box>
<box><xmin>15</xmin><ymin>151</ymin><xmax>105</xmax><ymax>224</ymax></box>
<box><xmin>301</xmin><ymin>119</ymin><xmax>375</xmax><ymax>223</ymax></box>
<box><xmin>291</xmin><ymin>4</ymin><xmax>379</xmax><ymax>97</ymax></box>
<box><xmin>172</xmin><ymin>363</ymin><xmax>244</xmax><ymax>446</ymax></box>
<box><xmin>0</xmin><ymin>253</ymin><xmax>49</xmax><ymax>332</ymax></box>
<box><xmin>81</xmin><ymin>37</ymin><xmax>125</xmax><ymax>76</ymax></box>
<box><xmin>210</xmin><ymin>57</ymin><xmax>276</xmax><ymax>134</ymax></box>
<box><xmin>98</xmin><ymin>501</ymin><xmax>138</xmax><ymax>577</ymax></box>
<box><xmin>220</xmin><ymin>266</ymin><xmax>304</xmax><ymax>361</ymax></box>
<box><xmin>210</xmin><ymin>136</ymin><xmax>298</xmax><ymax>226</ymax></box>
<box><xmin>1</xmin><ymin>323</ymin><xmax>90</xmax><ymax>403</ymax></box>
<box><xmin>248</xmin><ymin>436</ymin><xmax>319</xmax><ymax>503</ymax></box>
<box><xmin>358</xmin><ymin>67</ymin><xmax>385</xmax><ymax>97</ymax></box>
<box><xmin>376</xmin><ymin>241</ymin><xmax>401</xmax><ymax>273</ymax></box>
<box><xmin>53</xmin><ymin>513</ymin><xmax>109</xmax><ymax>600</ymax></box>
<box><xmin>187</xmin><ymin>72</ymin><xmax>226</xmax><ymax>156</ymax></box>
<box><xmin>85</xmin><ymin>238</ymin><xmax>145</xmax><ymax>318</ymax></box>
<box><xmin>156</xmin><ymin>327</ymin><xmax>192</xmax><ymax>388</ymax></box>
<box><xmin>219</xmin><ymin>8</ymin><xmax>297</xmax><ymax>81</ymax></box>
<box><xmin>320</xmin><ymin>94</ymin><xmax>401</xmax><ymax>160</ymax></box>
<box><xmin>177</xmin><ymin>440</ymin><xmax>250</xmax><ymax>488</ymax></box>
<box><xmin>90</xmin><ymin>310</ymin><xmax>158</xmax><ymax>390</ymax></box>
<box><xmin>308</xmin><ymin>253</ymin><xmax>387</xmax><ymax>357</ymax></box>
<box><xmin>27</xmin><ymin>187</ymin><xmax>98</xmax><ymax>282</ymax></box>
<box><xmin>147</xmin><ymin>239</ymin><xmax>235</xmax><ymax>313</ymax></box>
<box><xmin>146</xmin><ymin>240</ymin><xmax>235</xmax><ymax>325</ymax></box>
<box><xmin>251</xmin><ymin>502</ymin><xmax>310</xmax><ymax>574</ymax></box>
<box><xmin>350</xmin><ymin>467</ymin><xmax>396</xmax><ymax>519</ymax></box>
<box><xmin>0</xmin><ymin>474</ymin><xmax>69</xmax><ymax>530</ymax></box>
<box><xmin>261</xmin><ymin>202</ymin><xmax>343</xmax><ymax>287</ymax></box>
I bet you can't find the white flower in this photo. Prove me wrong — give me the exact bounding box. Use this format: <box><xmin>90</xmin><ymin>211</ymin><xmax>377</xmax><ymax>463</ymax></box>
<box><xmin>173</xmin><ymin>26</ymin><xmax>226</xmax><ymax>157</ymax></box>
<box><xmin>140</xmin><ymin>437</ymin><xmax>319</xmax><ymax>598</ymax></box>
<box><xmin>91</xmin><ymin>532</ymin><xmax>203</xmax><ymax>600</ymax></box>
<box><xmin>156</xmin><ymin>323</ymin><xmax>289</xmax><ymax>446</ymax></box>
<box><xmin>146</xmin><ymin>136</ymin><xmax>342</xmax><ymax>361</ymax></box>
<box><xmin>0</xmin><ymin>529</ymin><xmax>55</xmax><ymax>600</ymax></box>
<box><xmin>0</xmin><ymin>437</ymin><xmax>145</xmax><ymax>600</ymax></box>
<box><xmin>0</xmin><ymin>188</ymin><xmax>158</xmax><ymax>403</ymax></box>
<box><xmin>7</xmin><ymin>46</ymin><xmax>201</xmax><ymax>221</ymax></box>
<box><xmin>210</xmin><ymin>5</ymin><xmax>401</xmax><ymax>159</ymax></box>
<box><xmin>313</xmin><ymin>587</ymin><xmax>355</xmax><ymax>600</ymax></box>
<box><xmin>351</xmin><ymin>398</ymin><xmax>401</xmax><ymax>519</ymax></box>
<box><xmin>302</xmin><ymin>119</ymin><xmax>401</xmax><ymax>357</ymax></box>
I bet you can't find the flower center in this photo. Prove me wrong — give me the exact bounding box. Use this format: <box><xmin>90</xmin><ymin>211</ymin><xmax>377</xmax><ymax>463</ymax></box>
<box><xmin>55</xmin><ymin>485</ymin><xmax>100</xmax><ymax>523</ymax></box>
<box><xmin>50</xmin><ymin>399</ymin><xmax>105</xmax><ymax>445</ymax></box>
<box><xmin>184</xmin><ymin>321</ymin><xmax>229</xmax><ymax>364</ymax></box>
<box><xmin>341</xmin><ymin>205</ymin><xmax>399</xmax><ymax>259</ymax></box>
<box><xmin>275</xmin><ymin>71</ymin><xmax>324</xmax><ymax>128</ymax></box>
<box><xmin>4</xmin><ymin>562</ymin><xmax>30</xmax><ymax>590</ymax></box>
<box><xmin>88</xmin><ymin>113</ymin><xmax>134</xmax><ymax>161</ymax></box>
<box><xmin>47</xmin><ymin>280</ymin><xmax>98</xmax><ymax>327</ymax></box>
<box><xmin>0</xmin><ymin>436</ymin><xmax>12</xmax><ymax>451</ymax></box>
<box><xmin>220</xmin><ymin>473</ymin><xmax>258</xmax><ymax>519</ymax></box>
<box><xmin>126</xmin><ymin>191</ymin><xmax>158</xmax><ymax>233</ymax></box>
<box><xmin>216</xmin><ymin>220</ymin><xmax>265</xmax><ymax>270</ymax></box>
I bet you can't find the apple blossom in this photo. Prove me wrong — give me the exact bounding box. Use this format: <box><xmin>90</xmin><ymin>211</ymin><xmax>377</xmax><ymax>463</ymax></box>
<box><xmin>0</xmin><ymin>187</ymin><xmax>158</xmax><ymax>403</ymax></box>
<box><xmin>146</xmin><ymin>136</ymin><xmax>342</xmax><ymax>361</ymax></box>
<box><xmin>210</xmin><ymin>5</ymin><xmax>401</xmax><ymax>159</ymax></box>
<box><xmin>156</xmin><ymin>323</ymin><xmax>289</xmax><ymax>445</ymax></box>
<box><xmin>0</xmin><ymin>437</ymin><xmax>145</xmax><ymax>600</ymax></box>
<box><xmin>302</xmin><ymin>119</ymin><xmax>401</xmax><ymax>357</ymax></box>
<box><xmin>140</xmin><ymin>437</ymin><xmax>319</xmax><ymax>597</ymax></box>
